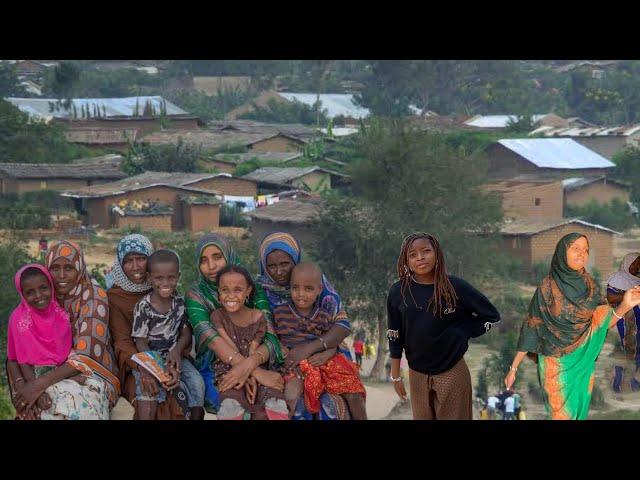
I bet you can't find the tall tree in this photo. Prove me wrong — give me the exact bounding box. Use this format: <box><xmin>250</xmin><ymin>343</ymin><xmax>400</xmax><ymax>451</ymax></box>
<box><xmin>0</xmin><ymin>62</ymin><xmax>25</xmax><ymax>97</ymax></box>
<box><xmin>314</xmin><ymin>119</ymin><xmax>503</xmax><ymax>379</ymax></box>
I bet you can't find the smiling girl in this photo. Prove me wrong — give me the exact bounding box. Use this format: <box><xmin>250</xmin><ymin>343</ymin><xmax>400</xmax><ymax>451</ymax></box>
<box><xmin>210</xmin><ymin>265</ymin><xmax>287</xmax><ymax>420</ymax></box>
<box><xmin>387</xmin><ymin>233</ymin><xmax>500</xmax><ymax>420</ymax></box>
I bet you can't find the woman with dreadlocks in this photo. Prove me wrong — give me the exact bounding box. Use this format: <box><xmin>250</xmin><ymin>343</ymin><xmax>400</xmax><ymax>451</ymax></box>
<box><xmin>386</xmin><ymin>233</ymin><xmax>501</xmax><ymax>420</ymax></box>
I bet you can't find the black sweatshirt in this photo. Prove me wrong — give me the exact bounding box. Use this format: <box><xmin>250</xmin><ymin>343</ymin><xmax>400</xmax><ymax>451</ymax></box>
<box><xmin>386</xmin><ymin>276</ymin><xmax>500</xmax><ymax>375</ymax></box>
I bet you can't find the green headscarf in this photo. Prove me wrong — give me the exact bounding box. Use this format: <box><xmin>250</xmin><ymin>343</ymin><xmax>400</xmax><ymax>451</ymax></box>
<box><xmin>186</xmin><ymin>233</ymin><xmax>282</xmax><ymax>363</ymax></box>
<box><xmin>517</xmin><ymin>233</ymin><xmax>603</xmax><ymax>357</ymax></box>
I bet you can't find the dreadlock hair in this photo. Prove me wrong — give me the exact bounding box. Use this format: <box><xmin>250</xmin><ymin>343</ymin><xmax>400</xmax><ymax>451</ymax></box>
<box><xmin>396</xmin><ymin>232</ymin><xmax>457</xmax><ymax>317</ymax></box>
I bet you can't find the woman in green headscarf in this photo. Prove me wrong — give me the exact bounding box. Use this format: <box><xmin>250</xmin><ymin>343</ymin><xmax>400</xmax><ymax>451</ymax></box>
<box><xmin>185</xmin><ymin>233</ymin><xmax>284</xmax><ymax>413</ymax></box>
<box><xmin>505</xmin><ymin>233</ymin><xmax>640</xmax><ymax>420</ymax></box>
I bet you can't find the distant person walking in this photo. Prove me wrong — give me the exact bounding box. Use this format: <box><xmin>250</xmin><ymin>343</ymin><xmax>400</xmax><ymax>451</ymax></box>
<box><xmin>38</xmin><ymin>236</ymin><xmax>48</xmax><ymax>264</ymax></box>
<box><xmin>512</xmin><ymin>391</ymin><xmax>521</xmax><ymax>419</ymax></box>
<box><xmin>503</xmin><ymin>395</ymin><xmax>516</xmax><ymax>420</ymax></box>
<box><xmin>487</xmin><ymin>395</ymin><xmax>499</xmax><ymax>420</ymax></box>
<box><xmin>353</xmin><ymin>338</ymin><xmax>364</xmax><ymax>367</ymax></box>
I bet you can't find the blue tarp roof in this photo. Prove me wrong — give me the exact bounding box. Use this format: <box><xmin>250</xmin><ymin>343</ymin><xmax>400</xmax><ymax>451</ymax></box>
<box><xmin>497</xmin><ymin>138</ymin><xmax>615</xmax><ymax>169</ymax></box>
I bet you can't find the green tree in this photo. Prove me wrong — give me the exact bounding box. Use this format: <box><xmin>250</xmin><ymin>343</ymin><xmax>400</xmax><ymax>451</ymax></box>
<box><xmin>314</xmin><ymin>119</ymin><xmax>504</xmax><ymax>379</ymax></box>
<box><xmin>612</xmin><ymin>146</ymin><xmax>640</xmax><ymax>203</ymax></box>
<box><xmin>0</xmin><ymin>99</ymin><xmax>95</xmax><ymax>163</ymax></box>
<box><xmin>123</xmin><ymin>139</ymin><xmax>201</xmax><ymax>175</ymax></box>
<box><xmin>0</xmin><ymin>62</ymin><xmax>26</xmax><ymax>97</ymax></box>
<box><xmin>484</xmin><ymin>332</ymin><xmax>519</xmax><ymax>391</ymax></box>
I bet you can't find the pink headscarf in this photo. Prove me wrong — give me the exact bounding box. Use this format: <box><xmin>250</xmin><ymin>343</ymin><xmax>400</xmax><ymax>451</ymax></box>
<box><xmin>6</xmin><ymin>264</ymin><xmax>72</xmax><ymax>366</ymax></box>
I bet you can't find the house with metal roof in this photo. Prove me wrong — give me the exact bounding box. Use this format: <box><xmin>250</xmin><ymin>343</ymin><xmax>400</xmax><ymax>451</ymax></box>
<box><xmin>562</xmin><ymin>176</ymin><xmax>630</xmax><ymax>209</ymax></box>
<box><xmin>224</xmin><ymin>91</ymin><xmax>370</xmax><ymax>125</ymax></box>
<box><xmin>529</xmin><ymin>124</ymin><xmax>640</xmax><ymax>159</ymax></box>
<box><xmin>241</xmin><ymin>166</ymin><xmax>349</xmax><ymax>192</ymax></box>
<box><xmin>485</xmin><ymin>138</ymin><xmax>615</xmax><ymax>180</ymax></box>
<box><xmin>4</xmin><ymin>96</ymin><xmax>201</xmax><ymax>134</ymax></box>
<box><xmin>208</xmin><ymin>151</ymin><xmax>303</xmax><ymax>174</ymax></box>
<box><xmin>142</xmin><ymin>128</ymin><xmax>310</xmax><ymax>154</ymax></box>
<box><xmin>0</xmin><ymin>154</ymin><xmax>126</xmax><ymax>194</ymax></box>
<box><xmin>277</xmin><ymin>93</ymin><xmax>370</xmax><ymax>121</ymax></box>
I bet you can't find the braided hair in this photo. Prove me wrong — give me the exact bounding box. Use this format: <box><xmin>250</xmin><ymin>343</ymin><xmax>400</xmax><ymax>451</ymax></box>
<box><xmin>396</xmin><ymin>232</ymin><xmax>457</xmax><ymax>317</ymax></box>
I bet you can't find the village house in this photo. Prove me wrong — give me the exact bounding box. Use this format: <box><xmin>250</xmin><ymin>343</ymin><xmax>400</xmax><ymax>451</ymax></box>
<box><xmin>0</xmin><ymin>154</ymin><xmax>126</xmax><ymax>194</ymax></box>
<box><xmin>484</xmin><ymin>179</ymin><xmax>564</xmax><ymax>221</ymax></box>
<box><xmin>4</xmin><ymin>96</ymin><xmax>201</xmax><ymax>135</ymax></box>
<box><xmin>225</xmin><ymin>91</ymin><xmax>370</xmax><ymax>126</ymax></box>
<box><xmin>60</xmin><ymin>171</ymin><xmax>234</xmax><ymax>232</ymax></box>
<box><xmin>485</xmin><ymin>138</ymin><xmax>615</xmax><ymax>180</ymax></box>
<box><xmin>142</xmin><ymin>129</ymin><xmax>309</xmax><ymax>154</ymax></box>
<box><xmin>208</xmin><ymin>151</ymin><xmax>303</xmax><ymax>174</ymax></box>
<box><xmin>241</xmin><ymin>166</ymin><xmax>349</xmax><ymax>193</ymax></box>
<box><xmin>192</xmin><ymin>76</ymin><xmax>252</xmax><ymax>94</ymax></box>
<box><xmin>499</xmin><ymin>218</ymin><xmax>618</xmax><ymax>279</ymax></box>
<box><xmin>464</xmin><ymin>113</ymin><xmax>570</xmax><ymax>129</ymax></box>
<box><xmin>64</xmin><ymin>128</ymin><xmax>137</xmax><ymax>153</ymax></box>
<box><xmin>562</xmin><ymin>177</ymin><xmax>631</xmax><ymax>208</ymax></box>
<box><xmin>245</xmin><ymin>194</ymin><xmax>323</xmax><ymax>248</ymax></box>
<box><xmin>529</xmin><ymin>125</ymin><xmax>640</xmax><ymax>160</ymax></box>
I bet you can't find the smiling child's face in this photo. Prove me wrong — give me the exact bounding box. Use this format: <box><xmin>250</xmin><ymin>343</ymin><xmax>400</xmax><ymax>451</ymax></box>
<box><xmin>218</xmin><ymin>272</ymin><xmax>252</xmax><ymax>313</ymax></box>
<box><xmin>21</xmin><ymin>272</ymin><xmax>52</xmax><ymax>311</ymax></box>
<box><xmin>148</xmin><ymin>261</ymin><xmax>180</xmax><ymax>299</ymax></box>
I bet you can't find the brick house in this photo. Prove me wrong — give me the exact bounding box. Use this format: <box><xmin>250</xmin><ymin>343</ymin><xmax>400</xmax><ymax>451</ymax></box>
<box><xmin>142</xmin><ymin>129</ymin><xmax>309</xmax><ymax>154</ymax></box>
<box><xmin>484</xmin><ymin>179</ymin><xmax>564</xmax><ymax>221</ymax></box>
<box><xmin>64</xmin><ymin>128</ymin><xmax>137</xmax><ymax>153</ymax></box>
<box><xmin>207</xmin><ymin>151</ymin><xmax>302</xmax><ymax>174</ymax></box>
<box><xmin>530</xmin><ymin>125</ymin><xmax>640</xmax><ymax>160</ymax></box>
<box><xmin>0</xmin><ymin>154</ymin><xmax>126</xmax><ymax>194</ymax></box>
<box><xmin>500</xmin><ymin>218</ymin><xmax>618</xmax><ymax>279</ymax></box>
<box><xmin>5</xmin><ymin>96</ymin><xmax>201</xmax><ymax>135</ymax></box>
<box><xmin>246</xmin><ymin>194</ymin><xmax>324</xmax><ymax>249</ymax></box>
<box><xmin>61</xmin><ymin>171</ymin><xmax>225</xmax><ymax>232</ymax></box>
<box><xmin>563</xmin><ymin>177</ymin><xmax>631</xmax><ymax>209</ymax></box>
<box><xmin>485</xmin><ymin>138</ymin><xmax>615</xmax><ymax>180</ymax></box>
<box><xmin>242</xmin><ymin>167</ymin><xmax>349</xmax><ymax>193</ymax></box>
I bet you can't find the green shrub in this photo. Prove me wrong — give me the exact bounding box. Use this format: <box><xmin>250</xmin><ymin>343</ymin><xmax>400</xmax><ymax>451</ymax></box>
<box><xmin>220</xmin><ymin>203</ymin><xmax>248</xmax><ymax>227</ymax></box>
<box><xmin>566</xmin><ymin>198</ymin><xmax>637</xmax><ymax>232</ymax></box>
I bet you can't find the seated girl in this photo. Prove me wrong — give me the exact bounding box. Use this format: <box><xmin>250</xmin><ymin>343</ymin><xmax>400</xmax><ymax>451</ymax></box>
<box><xmin>6</xmin><ymin>265</ymin><xmax>106</xmax><ymax>420</ymax></box>
<box><xmin>211</xmin><ymin>265</ymin><xmax>288</xmax><ymax>420</ymax></box>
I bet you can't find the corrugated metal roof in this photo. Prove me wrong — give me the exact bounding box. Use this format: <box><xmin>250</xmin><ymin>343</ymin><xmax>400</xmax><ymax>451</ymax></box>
<box><xmin>277</xmin><ymin>93</ymin><xmax>370</xmax><ymax>119</ymax></box>
<box><xmin>497</xmin><ymin>138</ymin><xmax>615</xmax><ymax>169</ymax></box>
<box><xmin>5</xmin><ymin>96</ymin><xmax>189</xmax><ymax>120</ymax></box>
<box><xmin>501</xmin><ymin>218</ymin><xmax>620</xmax><ymax>235</ymax></box>
<box><xmin>212</xmin><ymin>152</ymin><xmax>302</xmax><ymax>165</ymax></box>
<box><xmin>532</xmin><ymin>125</ymin><xmax>640</xmax><ymax>138</ymax></box>
<box><xmin>242</xmin><ymin>167</ymin><xmax>325</xmax><ymax>185</ymax></box>
<box><xmin>465</xmin><ymin>114</ymin><xmax>548</xmax><ymax>128</ymax></box>
<box><xmin>562</xmin><ymin>176</ymin><xmax>630</xmax><ymax>191</ymax></box>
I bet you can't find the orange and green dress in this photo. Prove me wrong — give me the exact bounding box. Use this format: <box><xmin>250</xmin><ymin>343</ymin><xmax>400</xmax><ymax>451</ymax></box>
<box><xmin>517</xmin><ymin>233</ymin><xmax>613</xmax><ymax>420</ymax></box>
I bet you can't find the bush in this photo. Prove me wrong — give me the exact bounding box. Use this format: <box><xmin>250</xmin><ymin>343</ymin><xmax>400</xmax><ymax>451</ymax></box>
<box><xmin>566</xmin><ymin>198</ymin><xmax>637</xmax><ymax>232</ymax></box>
<box><xmin>123</xmin><ymin>140</ymin><xmax>201</xmax><ymax>175</ymax></box>
<box><xmin>219</xmin><ymin>203</ymin><xmax>248</xmax><ymax>227</ymax></box>
<box><xmin>239</xmin><ymin>98</ymin><xmax>328</xmax><ymax>125</ymax></box>
<box><xmin>165</xmin><ymin>88</ymin><xmax>251</xmax><ymax>123</ymax></box>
